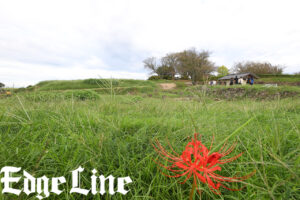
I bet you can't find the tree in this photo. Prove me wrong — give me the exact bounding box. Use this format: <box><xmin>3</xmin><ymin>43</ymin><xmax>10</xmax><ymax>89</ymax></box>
<box><xmin>156</xmin><ymin>65</ymin><xmax>174</xmax><ymax>79</ymax></box>
<box><xmin>294</xmin><ymin>71</ymin><xmax>300</xmax><ymax>75</ymax></box>
<box><xmin>0</xmin><ymin>82</ymin><xmax>5</xmax><ymax>88</ymax></box>
<box><xmin>143</xmin><ymin>49</ymin><xmax>215</xmax><ymax>82</ymax></box>
<box><xmin>143</xmin><ymin>57</ymin><xmax>157</xmax><ymax>74</ymax></box>
<box><xmin>217</xmin><ymin>66</ymin><xmax>229</xmax><ymax>76</ymax></box>
<box><xmin>143</xmin><ymin>56</ymin><xmax>176</xmax><ymax>79</ymax></box>
<box><xmin>161</xmin><ymin>53</ymin><xmax>178</xmax><ymax>79</ymax></box>
<box><xmin>232</xmin><ymin>61</ymin><xmax>284</xmax><ymax>74</ymax></box>
<box><xmin>176</xmin><ymin>49</ymin><xmax>215</xmax><ymax>85</ymax></box>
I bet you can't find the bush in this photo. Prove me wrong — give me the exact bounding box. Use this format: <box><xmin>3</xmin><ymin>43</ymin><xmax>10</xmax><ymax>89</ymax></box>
<box><xmin>148</xmin><ymin>75</ymin><xmax>160</xmax><ymax>80</ymax></box>
<box><xmin>161</xmin><ymin>75</ymin><xmax>173</xmax><ymax>80</ymax></box>
<box><xmin>208</xmin><ymin>75</ymin><xmax>223</xmax><ymax>81</ymax></box>
<box><xmin>14</xmin><ymin>87</ymin><xmax>26</xmax><ymax>93</ymax></box>
<box><xmin>64</xmin><ymin>90</ymin><xmax>100</xmax><ymax>100</ymax></box>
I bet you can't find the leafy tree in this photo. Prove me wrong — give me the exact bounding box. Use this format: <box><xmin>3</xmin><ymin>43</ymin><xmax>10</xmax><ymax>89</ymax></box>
<box><xmin>232</xmin><ymin>61</ymin><xmax>284</xmax><ymax>74</ymax></box>
<box><xmin>143</xmin><ymin>56</ymin><xmax>176</xmax><ymax>79</ymax></box>
<box><xmin>143</xmin><ymin>57</ymin><xmax>157</xmax><ymax>74</ymax></box>
<box><xmin>161</xmin><ymin>53</ymin><xmax>178</xmax><ymax>79</ymax></box>
<box><xmin>156</xmin><ymin>65</ymin><xmax>174</xmax><ymax>79</ymax></box>
<box><xmin>217</xmin><ymin>66</ymin><xmax>229</xmax><ymax>76</ymax></box>
<box><xmin>176</xmin><ymin>49</ymin><xmax>215</xmax><ymax>85</ymax></box>
<box><xmin>144</xmin><ymin>48</ymin><xmax>215</xmax><ymax>83</ymax></box>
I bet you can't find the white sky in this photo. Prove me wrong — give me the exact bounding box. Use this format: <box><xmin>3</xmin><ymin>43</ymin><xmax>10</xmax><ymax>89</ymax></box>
<box><xmin>0</xmin><ymin>0</ymin><xmax>299</xmax><ymax>87</ymax></box>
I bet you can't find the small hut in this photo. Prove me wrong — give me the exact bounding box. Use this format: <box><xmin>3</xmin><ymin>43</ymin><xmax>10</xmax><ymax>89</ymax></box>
<box><xmin>218</xmin><ymin>73</ymin><xmax>259</xmax><ymax>86</ymax></box>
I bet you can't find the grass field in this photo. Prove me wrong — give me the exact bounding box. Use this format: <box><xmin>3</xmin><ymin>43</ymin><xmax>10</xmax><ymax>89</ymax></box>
<box><xmin>258</xmin><ymin>74</ymin><xmax>300</xmax><ymax>84</ymax></box>
<box><xmin>259</xmin><ymin>77</ymin><xmax>300</xmax><ymax>83</ymax></box>
<box><xmin>0</xmin><ymin>80</ymin><xmax>299</xmax><ymax>199</ymax></box>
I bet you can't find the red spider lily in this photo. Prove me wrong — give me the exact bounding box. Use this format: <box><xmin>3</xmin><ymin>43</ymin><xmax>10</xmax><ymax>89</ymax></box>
<box><xmin>153</xmin><ymin>133</ymin><xmax>255</xmax><ymax>195</ymax></box>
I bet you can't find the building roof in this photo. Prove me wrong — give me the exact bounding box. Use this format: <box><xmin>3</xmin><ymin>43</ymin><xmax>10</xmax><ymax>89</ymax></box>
<box><xmin>218</xmin><ymin>73</ymin><xmax>259</xmax><ymax>80</ymax></box>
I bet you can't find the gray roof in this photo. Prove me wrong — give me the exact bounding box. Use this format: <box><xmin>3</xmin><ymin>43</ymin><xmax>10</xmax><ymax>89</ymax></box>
<box><xmin>218</xmin><ymin>73</ymin><xmax>259</xmax><ymax>80</ymax></box>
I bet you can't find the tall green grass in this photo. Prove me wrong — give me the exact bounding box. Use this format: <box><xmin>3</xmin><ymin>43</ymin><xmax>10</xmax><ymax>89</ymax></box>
<box><xmin>0</xmin><ymin>93</ymin><xmax>299</xmax><ymax>199</ymax></box>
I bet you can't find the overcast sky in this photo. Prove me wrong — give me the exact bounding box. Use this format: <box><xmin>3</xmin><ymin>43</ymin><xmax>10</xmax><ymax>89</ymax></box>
<box><xmin>0</xmin><ymin>0</ymin><xmax>299</xmax><ymax>87</ymax></box>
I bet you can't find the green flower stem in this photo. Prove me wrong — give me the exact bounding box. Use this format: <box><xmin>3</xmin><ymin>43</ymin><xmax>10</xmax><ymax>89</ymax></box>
<box><xmin>189</xmin><ymin>180</ymin><xmax>197</xmax><ymax>200</ymax></box>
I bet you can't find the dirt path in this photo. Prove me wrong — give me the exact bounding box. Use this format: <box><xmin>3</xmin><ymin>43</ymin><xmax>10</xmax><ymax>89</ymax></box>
<box><xmin>159</xmin><ymin>83</ymin><xmax>176</xmax><ymax>90</ymax></box>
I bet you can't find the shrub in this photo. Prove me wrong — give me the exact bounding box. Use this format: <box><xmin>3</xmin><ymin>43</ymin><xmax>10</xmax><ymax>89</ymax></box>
<box><xmin>64</xmin><ymin>90</ymin><xmax>100</xmax><ymax>100</ymax></box>
<box><xmin>26</xmin><ymin>85</ymin><xmax>35</xmax><ymax>91</ymax></box>
<box><xmin>148</xmin><ymin>75</ymin><xmax>160</xmax><ymax>80</ymax></box>
<box><xmin>208</xmin><ymin>75</ymin><xmax>223</xmax><ymax>81</ymax></box>
<box><xmin>161</xmin><ymin>75</ymin><xmax>173</xmax><ymax>80</ymax></box>
<box><xmin>14</xmin><ymin>87</ymin><xmax>26</xmax><ymax>93</ymax></box>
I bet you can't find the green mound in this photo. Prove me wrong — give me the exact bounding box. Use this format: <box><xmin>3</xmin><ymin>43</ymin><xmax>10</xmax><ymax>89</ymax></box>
<box><xmin>35</xmin><ymin>79</ymin><xmax>157</xmax><ymax>91</ymax></box>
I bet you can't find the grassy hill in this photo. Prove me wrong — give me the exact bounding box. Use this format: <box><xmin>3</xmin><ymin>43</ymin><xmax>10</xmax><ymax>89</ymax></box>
<box><xmin>6</xmin><ymin>78</ymin><xmax>299</xmax><ymax>102</ymax></box>
<box><xmin>35</xmin><ymin>79</ymin><xmax>158</xmax><ymax>91</ymax></box>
